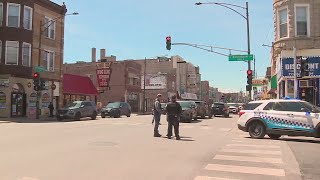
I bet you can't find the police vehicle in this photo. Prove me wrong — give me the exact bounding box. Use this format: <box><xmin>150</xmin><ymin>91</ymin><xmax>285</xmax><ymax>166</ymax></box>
<box><xmin>238</xmin><ymin>98</ymin><xmax>320</xmax><ymax>139</ymax></box>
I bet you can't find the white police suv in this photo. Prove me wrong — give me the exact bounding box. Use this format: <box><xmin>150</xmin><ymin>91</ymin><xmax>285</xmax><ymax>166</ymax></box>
<box><xmin>238</xmin><ymin>98</ymin><xmax>320</xmax><ymax>139</ymax></box>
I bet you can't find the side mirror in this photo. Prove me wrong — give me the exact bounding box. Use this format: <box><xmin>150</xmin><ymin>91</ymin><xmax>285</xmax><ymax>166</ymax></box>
<box><xmin>80</xmin><ymin>105</ymin><xmax>85</xmax><ymax>108</ymax></box>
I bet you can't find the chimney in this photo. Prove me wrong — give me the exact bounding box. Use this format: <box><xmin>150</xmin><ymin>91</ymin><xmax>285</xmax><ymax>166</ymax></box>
<box><xmin>92</xmin><ymin>48</ymin><xmax>96</xmax><ymax>62</ymax></box>
<box><xmin>100</xmin><ymin>49</ymin><xmax>106</xmax><ymax>60</ymax></box>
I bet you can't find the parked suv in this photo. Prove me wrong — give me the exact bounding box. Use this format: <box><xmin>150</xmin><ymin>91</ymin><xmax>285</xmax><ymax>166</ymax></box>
<box><xmin>195</xmin><ymin>101</ymin><xmax>212</xmax><ymax>118</ymax></box>
<box><xmin>212</xmin><ymin>102</ymin><xmax>230</xmax><ymax>118</ymax></box>
<box><xmin>57</xmin><ymin>101</ymin><xmax>97</xmax><ymax>121</ymax></box>
<box><xmin>178</xmin><ymin>101</ymin><xmax>197</xmax><ymax>123</ymax></box>
<box><xmin>101</xmin><ymin>102</ymin><xmax>131</xmax><ymax>118</ymax></box>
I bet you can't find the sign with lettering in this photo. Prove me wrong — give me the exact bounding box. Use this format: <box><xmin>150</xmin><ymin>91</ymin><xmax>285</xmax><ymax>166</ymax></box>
<box><xmin>141</xmin><ymin>74</ymin><xmax>167</xmax><ymax>89</ymax></box>
<box><xmin>96</xmin><ymin>68</ymin><xmax>112</xmax><ymax>87</ymax></box>
<box><xmin>282</xmin><ymin>57</ymin><xmax>320</xmax><ymax>77</ymax></box>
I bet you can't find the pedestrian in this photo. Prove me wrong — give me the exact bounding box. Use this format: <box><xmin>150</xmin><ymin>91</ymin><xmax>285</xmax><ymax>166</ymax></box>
<box><xmin>153</xmin><ymin>94</ymin><xmax>163</xmax><ymax>137</ymax></box>
<box><xmin>165</xmin><ymin>95</ymin><xmax>182</xmax><ymax>140</ymax></box>
<box><xmin>48</xmin><ymin>102</ymin><xmax>54</xmax><ymax>117</ymax></box>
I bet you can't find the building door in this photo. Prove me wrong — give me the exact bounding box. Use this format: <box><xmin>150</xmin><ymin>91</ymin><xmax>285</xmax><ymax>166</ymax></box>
<box><xmin>300</xmin><ymin>87</ymin><xmax>314</xmax><ymax>104</ymax></box>
<box><xmin>11</xmin><ymin>93</ymin><xmax>26</xmax><ymax>117</ymax></box>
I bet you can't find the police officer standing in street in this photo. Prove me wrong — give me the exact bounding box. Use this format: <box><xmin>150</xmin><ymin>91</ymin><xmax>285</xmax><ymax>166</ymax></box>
<box><xmin>165</xmin><ymin>95</ymin><xmax>182</xmax><ymax>140</ymax></box>
<box><xmin>153</xmin><ymin>94</ymin><xmax>163</xmax><ymax>137</ymax></box>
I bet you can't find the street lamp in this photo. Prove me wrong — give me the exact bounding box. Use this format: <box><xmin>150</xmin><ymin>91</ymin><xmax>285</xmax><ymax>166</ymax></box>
<box><xmin>35</xmin><ymin>12</ymin><xmax>79</xmax><ymax>119</ymax></box>
<box><xmin>195</xmin><ymin>1</ymin><xmax>252</xmax><ymax>99</ymax></box>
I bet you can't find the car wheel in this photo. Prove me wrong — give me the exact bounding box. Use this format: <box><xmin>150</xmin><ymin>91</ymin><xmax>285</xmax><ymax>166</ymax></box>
<box><xmin>74</xmin><ymin>112</ymin><xmax>81</xmax><ymax>121</ymax></box>
<box><xmin>267</xmin><ymin>134</ymin><xmax>281</xmax><ymax>140</ymax></box>
<box><xmin>101</xmin><ymin>113</ymin><xmax>106</xmax><ymax>118</ymax></box>
<box><xmin>208</xmin><ymin>114</ymin><xmax>213</xmax><ymax>119</ymax></box>
<box><xmin>248</xmin><ymin>121</ymin><xmax>266</xmax><ymax>139</ymax></box>
<box><xmin>91</xmin><ymin>111</ymin><xmax>97</xmax><ymax>120</ymax></box>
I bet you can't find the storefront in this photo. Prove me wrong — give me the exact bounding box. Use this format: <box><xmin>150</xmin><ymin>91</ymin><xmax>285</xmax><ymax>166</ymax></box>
<box><xmin>63</xmin><ymin>74</ymin><xmax>98</xmax><ymax>106</ymax></box>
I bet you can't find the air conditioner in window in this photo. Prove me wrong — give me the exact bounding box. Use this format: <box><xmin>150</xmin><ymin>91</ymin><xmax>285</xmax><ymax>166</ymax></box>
<box><xmin>299</xmin><ymin>80</ymin><xmax>309</xmax><ymax>87</ymax></box>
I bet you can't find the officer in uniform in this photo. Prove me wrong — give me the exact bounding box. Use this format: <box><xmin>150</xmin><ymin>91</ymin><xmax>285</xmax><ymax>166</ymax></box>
<box><xmin>165</xmin><ymin>95</ymin><xmax>182</xmax><ymax>140</ymax></box>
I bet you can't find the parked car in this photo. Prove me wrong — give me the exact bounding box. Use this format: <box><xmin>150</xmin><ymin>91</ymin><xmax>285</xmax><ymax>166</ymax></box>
<box><xmin>57</xmin><ymin>101</ymin><xmax>97</xmax><ymax>121</ymax></box>
<box><xmin>177</xmin><ymin>101</ymin><xmax>197</xmax><ymax>123</ymax></box>
<box><xmin>227</xmin><ymin>103</ymin><xmax>239</xmax><ymax>114</ymax></box>
<box><xmin>195</xmin><ymin>101</ymin><xmax>212</xmax><ymax>118</ymax></box>
<box><xmin>212</xmin><ymin>102</ymin><xmax>230</xmax><ymax>118</ymax></box>
<box><xmin>101</xmin><ymin>102</ymin><xmax>131</xmax><ymax>118</ymax></box>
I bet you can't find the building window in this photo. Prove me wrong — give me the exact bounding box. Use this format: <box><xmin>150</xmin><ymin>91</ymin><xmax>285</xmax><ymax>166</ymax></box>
<box><xmin>278</xmin><ymin>7</ymin><xmax>288</xmax><ymax>39</ymax></box>
<box><xmin>0</xmin><ymin>41</ymin><xmax>2</xmax><ymax>61</ymax></box>
<box><xmin>295</xmin><ymin>5</ymin><xmax>309</xmax><ymax>36</ymax></box>
<box><xmin>5</xmin><ymin>41</ymin><xmax>19</xmax><ymax>65</ymax></box>
<box><xmin>43</xmin><ymin>50</ymin><xmax>55</xmax><ymax>72</ymax></box>
<box><xmin>7</xmin><ymin>3</ymin><xmax>20</xmax><ymax>27</ymax></box>
<box><xmin>22</xmin><ymin>43</ymin><xmax>31</xmax><ymax>66</ymax></box>
<box><xmin>23</xmin><ymin>6</ymin><xmax>32</xmax><ymax>30</ymax></box>
<box><xmin>0</xmin><ymin>3</ymin><xmax>3</xmax><ymax>26</ymax></box>
<box><xmin>44</xmin><ymin>17</ymin><xmax>55</xmax><ymax>39</ymax></box>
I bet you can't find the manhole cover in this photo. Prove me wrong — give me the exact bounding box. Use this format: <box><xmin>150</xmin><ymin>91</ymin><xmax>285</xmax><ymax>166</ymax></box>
<box><xmin>89</xmin><ymin>141</ymin><xmax>118</xmax><ymax>147</ymax></box>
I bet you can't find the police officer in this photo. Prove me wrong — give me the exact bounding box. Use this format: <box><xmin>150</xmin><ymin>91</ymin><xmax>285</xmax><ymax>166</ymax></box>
<box><xmin>165</xmin><ymin>95</ymin><xmax>182</xmax><ymax>140</ymax></box>
<box><xmin>153</xmin><ymin>94</ymin><xmax>163</xmax><ymax>137</ymax></box>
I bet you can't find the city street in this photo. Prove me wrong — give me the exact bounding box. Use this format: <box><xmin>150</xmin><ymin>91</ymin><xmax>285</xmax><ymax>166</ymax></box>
<box><xmin>0</xmin><ymin>115</ymin><xmax>319</xmax><ymax>180</ymax></box>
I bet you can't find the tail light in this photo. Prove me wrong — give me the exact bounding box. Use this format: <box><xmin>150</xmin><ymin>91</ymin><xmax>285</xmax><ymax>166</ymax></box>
<box><xmin>239</xmin><ymin>111</ymin><xmax>245</xmax><ymax>117</ymax></box>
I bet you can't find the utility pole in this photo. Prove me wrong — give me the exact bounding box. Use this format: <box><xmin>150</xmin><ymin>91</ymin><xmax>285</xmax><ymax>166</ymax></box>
<box><xmin>143</xmin><ymin>57</ymin><xmax>146</xmax><ymax>113</ymax></box>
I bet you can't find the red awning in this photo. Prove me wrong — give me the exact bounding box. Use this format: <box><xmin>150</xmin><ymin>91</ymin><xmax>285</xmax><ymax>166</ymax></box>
<box><xmin>63</xmin><ymin>74</ymin><xmax>98</xmax><ymax>95</ymax></box>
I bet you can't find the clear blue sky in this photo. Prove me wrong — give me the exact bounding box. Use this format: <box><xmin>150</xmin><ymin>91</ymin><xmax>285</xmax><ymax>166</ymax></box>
<box><xmin>54</xmin><ymin>0</ymin><xmax>274</xmax><ymax>92</ymax></box>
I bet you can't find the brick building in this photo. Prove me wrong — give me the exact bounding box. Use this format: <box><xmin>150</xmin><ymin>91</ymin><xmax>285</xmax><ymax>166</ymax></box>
<box><xmin>273</xmin><ymin>0</ymin><xmax>320</xmax><ymax>105</ymax></box>
<box><xmin>200</xmin><ymin>81</ymin><xmax>210</xmax><ymax>103</ymax></box>
<box><xmin>0</xmin><ymin>0</ymin><xmax>67</xmax><ymax>118</ymax></box>
<box><xmin>64</xmin><ymin>49</ymin><xmax>142</xmax><ymax>112</ymax></box>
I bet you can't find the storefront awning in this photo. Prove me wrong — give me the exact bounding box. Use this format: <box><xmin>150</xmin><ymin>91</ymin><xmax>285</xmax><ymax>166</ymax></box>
<box><xmin>63</xmin><ymin>74</ymin><xmax>98</xmax><ymax>95</ymax></box>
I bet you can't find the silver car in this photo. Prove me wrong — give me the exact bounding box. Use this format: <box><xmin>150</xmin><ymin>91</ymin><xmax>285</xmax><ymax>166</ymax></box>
<box><xmin>57</xmin><ymin>101</ymin><xmax>98</xmax><ymax>121</ymax></box>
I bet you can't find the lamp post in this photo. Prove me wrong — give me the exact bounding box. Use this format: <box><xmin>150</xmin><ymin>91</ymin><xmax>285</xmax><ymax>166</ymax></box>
<box><xmin>195</xmin><ymin>2</ymin><xmax>252</xmax><ymax>99</ymax></box>
<box><xmin>35</xmin><ymin>12</ymin><xmax>78</xmax><ymax>119</ymax></box>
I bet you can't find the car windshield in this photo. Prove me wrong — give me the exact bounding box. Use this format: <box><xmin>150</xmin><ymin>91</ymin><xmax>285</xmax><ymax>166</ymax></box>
<box><xmin>64</xmin><ymin>102</ymin><xmax>81</xmax><ymax>108</ymax></box>
<box><xmin>178</xmin><ymin>101</ymin><xmax>192</xmax><ymax>108</ymax></box>
<box><xmin>106</xmin><ymin>102</ymin><xmax>120</xmax><ymax>108</ymax></box>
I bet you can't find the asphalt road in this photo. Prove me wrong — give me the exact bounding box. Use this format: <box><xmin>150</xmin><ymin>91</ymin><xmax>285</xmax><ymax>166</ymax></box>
<box><xmin>0</xmin><ymin>114</ymin><xmax>318</xmax><ymax>180</ymax></box>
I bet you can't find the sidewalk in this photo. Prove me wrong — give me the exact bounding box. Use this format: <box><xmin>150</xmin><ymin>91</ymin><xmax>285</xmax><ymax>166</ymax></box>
<box><xmin>0</xmin><ymin>116</ymin><xmax>57</xmax><ymax>124</ymax></box>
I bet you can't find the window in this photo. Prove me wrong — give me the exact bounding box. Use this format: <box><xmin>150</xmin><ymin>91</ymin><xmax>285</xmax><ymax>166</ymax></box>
<box><xmin>0</xmin><ymin>41</ymin><xmax>2</xmax><ymax>61</ymax></box>
<box><xmin>5</xmin><ymin>41</ymin><xmax>19</xmax><ymax>65</ymax></box>
<box><xmin>263</xmin><ymin>102</ymin><xmax>276</xmax><ymax>110</ymax></box>
<box><xmin>274</xmin><ymin>102</ymin><xmax>306</xmax><ymax>112</ymax></box>
<box><xmin>23</xmin><ymin>6</ymin><xmax>32</xmax><ymax>30</ymax></box>
<box><xmin>242</xmin><ymin>103</ymin><xmax>262</xmax><ymax>110</ymax></box>
<box><xmin>278</xmin><ymin>7</ymin><xmax>288</xmax><ymax>38</ymax></box>
<box><xmin>22</xmin><ymin>43</ymin><xmax>31</xmax><ymax>66</ymax></box>
<box><xmin>44</xmin><ymin>17</ymin><xmax>55</xmax><ymax>39</ymax></box>
<box><xmin>0</xmin><ymin>3</ymin><xmax>3</xmax><ymax>26</ymax></box>
<box><xmin>43</xmin><ymin>50</ymin><xmax>54</xmax><ymax>71</ymax></box>
<box><xmin>7</xmin><ymin>3</ymin><xmax>20</xmax><ymax>27</ymax></box>
<box><xmin>295</xmin><ymin>5</ymin><xmax>309</xmax><ymax>36</ymax></box>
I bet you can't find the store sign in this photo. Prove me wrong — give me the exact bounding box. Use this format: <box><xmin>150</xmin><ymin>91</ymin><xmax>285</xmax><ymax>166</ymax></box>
<box><xmin>282</xmin><ymin>57</ymin><xmax>320</xmax><ymax>77</ymax></box>
<box><xmin>252</xmin><ymin>79</ymin><xmax>267</xmax><ymax>87</ymax></box>
<box><xmin>96</xmin><ymin>69</ymin><xmax>112</xmax><ymax>87</ymax></box>
<box><xmin>29</xmin><ymin>93</ymin><xmax>37</xmax><ymax>108</ymax></box>
<box><xmin>41</xmin><ymin>92</ymin><xmax>50</xmax><ymax>108</ymax></box>
<box><xmin>141</xmin><ymin>75</ymin><xmax>167</xmax><ymax>89</ymax></box>
<box><xmin>0</xmin><ymin>92</ymin><xmax>6</xmax><ymax>109</ymax></box>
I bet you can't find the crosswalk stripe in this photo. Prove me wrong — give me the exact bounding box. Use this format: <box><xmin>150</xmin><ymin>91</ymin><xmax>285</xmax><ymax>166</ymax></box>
<box><xmin>226</xmin><ymin>144</ymin><xmax>280</xmax><ymax>149</ymax></box>
<box><xmin>213</xmin><ymin>155</ymin><xmax>283</xmax><ymax>164</ymax></box>
<box><xmin>221</xmin><ymin>149</ymin><xmax>282</xmax><ymax>155</ymax></box>
<box><xmin>194</xmin><ymin>176</ymin><xmax>240</xmax><ymax>180</ymax></box>
<box><xmin>205</xmin><ymin>164</ymin><xmax>285</xmax><ymax>177</ymax></box>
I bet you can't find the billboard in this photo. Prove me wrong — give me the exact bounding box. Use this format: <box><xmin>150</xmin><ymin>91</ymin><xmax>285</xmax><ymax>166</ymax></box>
<box><xmin>96</xmin><ymin>62</ymin><xmax>112</xmax><ymax>87</ymax></box>
<box><xmin>141</xmin><ymin>74</ymin><xmax>167</xmax><ymax>89</ymax></box>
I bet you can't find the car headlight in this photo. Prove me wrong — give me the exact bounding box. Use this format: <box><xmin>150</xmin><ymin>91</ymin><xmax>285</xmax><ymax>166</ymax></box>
<box><xmin>68</xmin><ymin>110</ymin><xmax>74</xmax><ymax>113</ymax></box>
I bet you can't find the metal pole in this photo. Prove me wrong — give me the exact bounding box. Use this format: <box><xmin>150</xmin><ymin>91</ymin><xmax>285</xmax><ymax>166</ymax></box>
<box><xmin>293</xmin><ymin>47</ymin><xmax>297</xmax><ymax>98</ymax></box>
<box><xmin>254</xmin><ymin>55</ymin><xmax>256</xmax><ymax>78</ymax></box>
<box><xmin>143</xmin><ymin>57</ymin><xmax>146</xmax><ymax>113</ymax></box>
<box><xmin>246</xmin><ymin>2</ymin><xmax>252</xmax><ymax>100</ymax></box>
<box><xmin>35</xmin><ymin>20</ymin><xmax>43</xmax><ymax>120</ymax></box>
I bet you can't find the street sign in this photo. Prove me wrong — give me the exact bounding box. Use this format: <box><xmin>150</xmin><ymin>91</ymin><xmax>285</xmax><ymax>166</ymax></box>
<box><xmin>228</xmin><ymin>54</ymin><xmax>254</xmax><ymax>61</ymax></box>
<box><xmin>35</xmin><ymin>66</ymin><xmax>46</xmax><ymax>72</ymax></box>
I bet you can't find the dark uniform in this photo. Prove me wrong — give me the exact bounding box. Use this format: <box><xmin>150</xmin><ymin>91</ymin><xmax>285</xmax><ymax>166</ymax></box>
<box><xmin>165</xmin><ymin>100</ymin><xmax>182</xmax><ymax>139</ymax></box>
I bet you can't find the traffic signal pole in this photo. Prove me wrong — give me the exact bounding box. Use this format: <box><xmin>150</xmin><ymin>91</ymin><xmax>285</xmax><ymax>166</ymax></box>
<box><xmin>246</xmin><ymin>2</ymin><xmax>252</xmax><ymax>100</ymax></box>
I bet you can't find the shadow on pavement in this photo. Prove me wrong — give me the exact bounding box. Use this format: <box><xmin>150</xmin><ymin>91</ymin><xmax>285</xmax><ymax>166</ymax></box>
<box><xmin>281</xmin><ymin>138</ymin><xmax>320</xmax><ymax>144</ymax></box>
<box><xmin>1</xmin><ymin>117</ymin><xmax>99</xmax><ymax>124</ymax></box>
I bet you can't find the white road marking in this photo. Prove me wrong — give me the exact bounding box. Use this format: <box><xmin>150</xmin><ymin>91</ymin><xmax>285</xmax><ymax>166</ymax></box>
<box><xmin>194</xmin><ymin>176</ymin><xmax>240</xmax><ymax>180</ymax></box>
<box><xmin>221</xmin><ymin>149</ymin><xmax>282</xmax><ymax>155</ymax></box>
<box><xmin>205</xmin><ymin>164</ymin><xmax>285</xmax><ymax>177</ymax></box>
<box><xmin>213</xmin><ymin>154</ymin><xmax>283</xmax><ymax>164</ymax></box>
<box><xmin>226</xmin><ymin>144</ymin><xmax>280</xmax><ymax>149</ymax></box>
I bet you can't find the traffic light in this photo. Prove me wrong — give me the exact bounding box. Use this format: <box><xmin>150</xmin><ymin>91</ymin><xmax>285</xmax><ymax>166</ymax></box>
<box><xmin>40</xmin><ymin>78</ymin><xmax>46</xmax><ymax>90</ymax></box>
<box><xmin>300</xmin><ymin>57</ymin><xmax>309</xmax><ymax>77</ymax></box>
<box><xmin>166</xmin><ymin>36</ymin><xmax>171</xmax><ymax>50</ymax></box>
<box><xmin>33</xmin><ymin>73</ymin><xmax>40</xmax><ymax>91</ymax></box>
<box><xmin>246</xmin><ymin>85</ymin><xmax>252</xmax><ymax>91</ymax></box>
<box><xmin>247</xmin><ymin>70</ymin><xmax>253</xmax><ymax>85</ymax></box>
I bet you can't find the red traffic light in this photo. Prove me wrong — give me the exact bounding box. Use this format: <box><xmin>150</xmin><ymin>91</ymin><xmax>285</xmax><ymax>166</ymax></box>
<box><xmin>166</xmin><ymin>36</ymin><xmax>171</xmax><ymax>41</ymax></box>
<box><xmin>247</xmin><ymin>70</ymin><xmax>252</xmax><ymax>75</ymax></box>
<box><xmin>33</xmin><ymin>73</ymin><xmax>39</xmax><ymax>78</ymax></box>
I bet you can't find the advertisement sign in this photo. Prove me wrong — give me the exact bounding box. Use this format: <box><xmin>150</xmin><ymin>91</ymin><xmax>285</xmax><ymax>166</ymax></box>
<box><xmin>41</xmin><ymin>92</ymin><xmax>50</xmax><ymax>108</ymax></box>
<box><xmin>96</xmin><ymin>68</ymin><xmax>112</xmax><ymax>87</ymax></box>
<box><xmin>0</xmin><ymin>92</ymin><xmax>6</xmax><ymax>109</ymax></box>
<box><xmin>29</xmin><ymin>93</ymin><xmax>37</xmax><ymax>107</ymax></box>
<box><xmin>141</xmin><ymin>75</ymin><xmax>167</xmax><ymax>89</ymax></box>
<box><xmin>282</xmin><ymin>57</ymin><xmax>320</xmax><ymax>77</ymax></box>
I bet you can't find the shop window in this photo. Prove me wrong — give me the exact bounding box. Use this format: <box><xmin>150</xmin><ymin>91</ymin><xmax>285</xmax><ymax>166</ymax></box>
<box><xmin>0</xmin><ymin>92</ymin><xmax>6</xmax><ymax>109</ymax></box>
